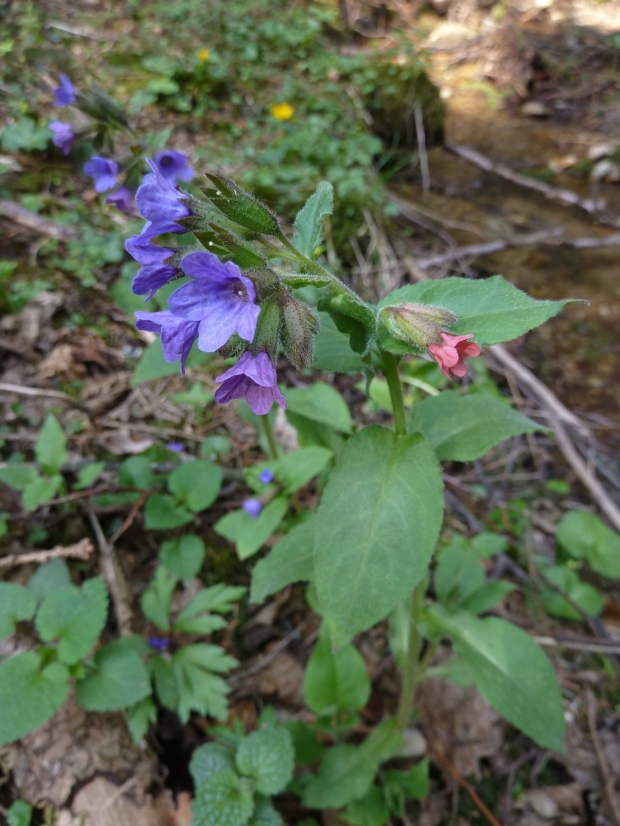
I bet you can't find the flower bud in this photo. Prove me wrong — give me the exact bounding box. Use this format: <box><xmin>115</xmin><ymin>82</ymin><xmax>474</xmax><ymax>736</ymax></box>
<box><xmin>250</xmin><ymin>293</ymin><xmax>283</xmax><ymax>362</ymax></box>
<box><xmin>281</xmin><ymin>294</ymin><xmax>319</xmax><ymax>370</ymax></box>
<box><xmin>379</xmin><ymin>303</ymin><xmax>456</xmax><ymax>350</ymax></box>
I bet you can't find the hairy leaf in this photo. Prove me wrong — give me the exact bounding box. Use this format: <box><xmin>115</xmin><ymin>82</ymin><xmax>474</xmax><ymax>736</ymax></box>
<box><xmin>76</xmin><ymin>637</ymin><xmax>151</xmax><ymax>711</ymax></box>
<box><xmin>250</xmin><ymin>517</ymin><xmax>315</xmax><ymax>604</ymax></box>
<box><xmin>284</xmin><ymin>383</ymin><xmax>352</xmax><ymax>433</ymax></box>
<box><xmin>190</xmin><ymin>742</ymin><xmax>235</xmax><ymax>787</ymax></box>
<box><xmin>236</xmin><ymin>727</ymin><xmax>294</xmax><ymax>795</ymax></box>
<box><xmin>304</xmin><ymin>626</ymin><xmax>370</xmax><ymax>716</ymax></box>
<box><xmin>312</xmin><ymin>312</ymin><xmax>366</xmax><ymax>374</ymax></box>
<box><xmin>192</xmin><ymin>769</ymin><xmax>254</xmax><ymax>826</ymax></box>
<box><xmin>0</xmin><ymin>583</ymin><xmax>37</xmax><ymax>638</ymax></box>
<box><xmin>293</xmin><ymin>180</ymin><xmax>334</xmax><ymax>259</ymax></box>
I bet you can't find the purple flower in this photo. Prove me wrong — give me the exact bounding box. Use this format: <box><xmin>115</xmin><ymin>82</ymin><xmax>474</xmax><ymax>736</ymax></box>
<box><xmin>214</xmin><ymin>351</ymin><xmax>286</xmax><ymax>416</ymax></box>
<box><xmin>259</xmin><ymin>469</ymin><xmax>274</xmax><ymax>484</ymax></box>
<box><xmin>149</xmin><ymin>636</ymin><xmax>170</xmax><ymax>651</ymax></box>
<box><xmin>243</xmin><ymin>499</ymin><xmax>262</xmax><ymax>519</ymax></box>
<box><xmin>106</xmin><ymin>186</ymin><xmax>134</xmax><ymax>215</ymax></box>
<box><xmin>84</xmin><ymin>156</ymin><xmax>119</xmax><ymax>193</ymax></box>
<box><xmin>167</xmin><ymin>442</ymin><xmax>184</xmax><ymax>452</ymax></box>
<box><xmin>54</xmin><ymin>74</ymin><xmax>75</xmax><ymax>107</ymax></box>
<box><xmin>126</xmin><ymin>221</ymin><xmax>182</xmax><ymax>299</ymax></box>
<box><xmin>168</xmin><ymin>252</ymin><xmax>260</xmax><ymax>352</ymax></box>
<box><xmin>135</xmin><ymin>310</ymin><xmax>199</xmax><ymax>374</ymax></box>
<box><xmin>49</xmin><ymin>121</ymin><xmax>74</xmax><ymax>156</ymax></box>
<box><xmin>136</xmin><ymin>158</ymin><xmax>190</xmax><ymax>226</ymax></box>
<box><xmin>155</xmin><ymin>151</ymin><xmax>194</xmax><ymax>184</ymax></box>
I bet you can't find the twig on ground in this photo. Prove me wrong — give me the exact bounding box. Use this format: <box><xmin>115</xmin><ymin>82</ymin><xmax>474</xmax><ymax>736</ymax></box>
<box><xmin>416</xmin><ymin>229</ymin><xmax>564</xmax><ymax>269</ymax></box>
<box><xmin>0</xmin><ymin>199</ymin><xmax>79</xmax><ymax>241</ymax></box>
<box><xmin>0</xmin><ymin>538</ymin><xmax>94</xmax><ymax>570</ymax></box>
<box><xmin>534</xmin><ymin>635</ymin><xmax>620</xmax><ymax>655</ymax></box>
<box><xmin>586</xmin><ymin>689</ymin><xmax>620</xmax><ymax>826</ymax></box>
<box><xmin>0</xmin><ymin>381</ymin><xmax>76</xmax><ymax>403</ymax></box>
<box><xmin>107</xmin><ymin>490</ymin><xmax>149</xmax><ymax>546</ymax></box>
<box><xmin>431</xmin><ymin>746</ymin><xmax>505</xmax><ymax>826</ymax></box>
<box><xmin>414</xmin><ymin>102</ymin><xmax>430</xmax><ymax>195</ymax></box>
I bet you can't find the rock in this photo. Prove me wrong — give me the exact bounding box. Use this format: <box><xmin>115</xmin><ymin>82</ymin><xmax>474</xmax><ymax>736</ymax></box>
<box><xmin>424</xmin><ymin>22</ymin><xmax>478</xmax><ymax>49</ymax></box>
<box><xmin>520</xmin><ymin>101</ymin><xmax>552</xmax><ymax>117</ymax></box>
<box><xmin>590</xmin><ymin>159</ymin><xmax>615</xmax><ymax>180</ymax></box>
<box><xmin>587</xmin><ymin>143</ymin><xmax>616</xmax><ymax>161</ymax></box>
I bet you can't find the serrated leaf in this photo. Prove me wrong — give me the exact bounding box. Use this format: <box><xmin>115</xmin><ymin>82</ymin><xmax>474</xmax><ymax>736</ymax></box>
<box><xmin>22</xmin><ymin>474</ymin><xmax>62</xmax><ymax>510</ymax></box>
<box><xmin>311</xmin><ymin>312</ymin><xmax>366</xmax><ymax>374</ymax></box>
<box><xmin>174</xmin><ymin>584</ymin><xmax>245</xmax><ymax>634</ymax></box>
<box><xmin>304</xmin><ymin>625</ymin><xmax>370</xmax><ymax>717</ymax></box>
<box><xmin>27</xmin><ymin>559</ymin><xmax>71</xmax><ymax>602</ymax></box>
<box><xmin>0</xmin><ymin>583</ymin><xmax>37</xmax><ymax>638</ymax></box>
<box><xmin>36</xmin><ymin>577</ymin><xmax>108</xmax><ymax>665</ymax></box>
<box><xmin>293</xmin><ymin>181</ymin><xmax>334</xmax><ymax>259</ymax></box>
<box><xmin>141</xmin><ymin>566</ymin><xmax>178</xmax><ymax>631</ymax></box>
<box><xmin>190</xmin><ymin>742</ymin><xmax>235</xmax><ymax>786</ymax></box>
<box><xmin>161</xmin><ymin>534</ymin><xmax>206</xmax><ymax>580</ymax></box>
<box><xmin>377</xmin><ymin>276</ymin><xmax>571</xmax><ymax>347</ymax></box>
<box><xmin>248</xmin><ymin>797</ymin><xmax>283</xmax><ymax>826</ymax></box>
<box><xmin>556</xmin><ymin>510</ymin><xmax>620</xmax><ymax>579</ymax></box>
<box><xmin>424</xmin><ymin>605</ymin><xmax>565</xmax><ymax>752</ymax></box>
<box><xmin>172</xmin><ymin>644</ymin><xmax>237</xmax><ymax>722</ymax></box>
<box><xmin>126</xmin><ymin>696</ymin><xmax>157</xmax><ymax>743</ymax></box>
<box><xmin>168</xmin><ymin>460</ymin><xmax>223</xmax><ymax>513</ymax></box>
<box><xmin>409</xmin><ymin>391</ymin><xmax>543</xmax><ymax>461</ymax></box>
<box><xmin>236</xmin><ymin>727</ymin><xmax>294</xmax><ymax>795</ymax></box>
<box><xmin>192</xmin><ymin>769</ymin><xmax>255</xmax><ymax>826</ymax></box>
<box><xmin>215</xmin><ymin>497</ymin><xmax>289</xmax><ymax>560</ymax></box>
<box><xmin>35</xmin><ymin>414</ymin><xmax>68</xmax><ymax>475</ymax></box>
<box><xmin>0</xmin><ymin>652</ymin><xmax>70</xmax><ymax>747</ymax></box>
<box><xmin>76</xmin><ymin>637</ymin><xmax>151</xmax><ymax>711</ymax></box>
<box><xmin>145</xmin><ymin>493</ymin><xmax>194</xmax><ymax>529</ymax></box>
<box><xmin>273</xmin><ymin>447</ymin><xmax>332</xmax><ymax>494</ymax></box>
<box><xmin>315</xmin><ymin>426</ymin><xmax>443</xmax><ymax>648</ymax></box>
<box><xmin>250</xmin><ymin>517</ymin><xmax>315</xmax><ymax>604</ymax></box>
<box><xmin>0</xmin><ymin>464</ymin><xmax>39</xmax><ymax>492</ymax></box>
<box><xmin>284</xmin><ymin>383</ymin><xmax>352</xmax><ymax>433</ymax></box>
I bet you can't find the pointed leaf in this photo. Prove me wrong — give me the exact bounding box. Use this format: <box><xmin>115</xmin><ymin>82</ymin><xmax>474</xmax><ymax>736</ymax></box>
<box><xmin>250</xmin><ymin>517</ymin><xmax>315</xmax><ymax>604</ymax></box>
<box><xmin>293</xmin><ymin>181</ymin><xmax>334</xmax><ymax>258</ymax></box>
<box><xmin>35</xmin><ymin>415</ymin><xmax>68</xmax><ymax>475</ymax></box>
<box><xmin>303</xmin><ymin>625</ymin><xmax>370</xmax><ymax>716</ymax></box>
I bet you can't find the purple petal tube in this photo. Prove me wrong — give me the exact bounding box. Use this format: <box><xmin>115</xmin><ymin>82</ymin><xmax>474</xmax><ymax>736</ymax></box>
<box><xmin>259</xmin><ymin>469</ymin><xmax>274</xmax><ymax>484</ymax></box>
<box><xmin>214</xmin><ymin>352</ymin><xmax>286</xmax><ymax>416</ymax></box>
<box><xmin>49</xmin><ymin>121</ymin><xmax>74</xmax><ymax>156</ymax></box>
<box><xmin>126</xmin><ymin>221</ymin><xmax>182</xmax><ymax>299</ymax></box>
<box><xmin>106</xmin><ymin>186</ymin><xmax>134</xmax><ymax>215</ymax></box>
<box><xmin>135</xmin><ymin>310</ymin><xmax>199</xmax><ymax>374</ymax></box>
<box><xmin>136</xmin><ymin>158</ymin><xmax>190</xmax><ymax>225</ymax></box>
<box><xmin>154</xmin><ymin>150</ymin><xmax>194</xmax><ymax>184</ymax></box>
<box><xmin>243</xmin><ymin>499</ymin><xmax>262</xmax><ymax>519</ymax></box>
<box><xmin>83</xmin><ymin>156</ymin><xmax>119</xmax><ymax>193</ymax></box>
<box><xmin>54</xmin><ymin>74</ymin><xmax>76</xmax><ymax>107</ymax></box>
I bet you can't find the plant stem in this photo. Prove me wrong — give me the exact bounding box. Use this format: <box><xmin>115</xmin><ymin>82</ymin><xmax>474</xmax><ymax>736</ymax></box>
<box><xmin>261</xmin><ymin>414</ymin><xmax>279</xmax><ymax>460</ymax></box>
<box><xmin>395</xmin><ymin>580</ymin><xmax>426</xmax><ymax>731</ymax></box>
<box><xmin>382</xmin><ymin>350</ymin><xmax>407</xmax><ymax>437</ymax></box>
<box><xmin>277</xmin><ymin>232</ymin><xmax>356</xmax><ymax>298</ymax></box>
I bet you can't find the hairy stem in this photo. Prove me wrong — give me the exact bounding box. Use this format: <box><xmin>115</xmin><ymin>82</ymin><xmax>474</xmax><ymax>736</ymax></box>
<box><xmin>261</xmin><ymin>413</ymin><xmax>279</xmax><ymax>460</ymax></box>
<box><xmin>395</xmin><ymin>580</ymin><xmax>427</xmax><ymax>731</ymax></box>
<box><xmin>277</xmin><ymin>233</ymin><xmax>357</xmax><ymax>298</ymax></box>
<box><xmin>382</xmin><ymin>350</ymin><xmax>407</xmax><ymax>438</ymax></box>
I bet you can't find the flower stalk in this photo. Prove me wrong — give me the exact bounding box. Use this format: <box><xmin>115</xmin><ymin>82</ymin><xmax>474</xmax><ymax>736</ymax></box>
<box><xmin>395</xmin><ymin>579</ymin><xmax>427</xmax><ymax>731</ymax></box>
<box><xmin>381</xmin><ymin>350</ymin><xmax>407</xmax><ymax>438</ymax></box>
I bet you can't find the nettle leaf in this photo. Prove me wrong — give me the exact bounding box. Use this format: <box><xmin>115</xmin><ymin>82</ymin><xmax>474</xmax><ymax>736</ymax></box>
<box><xmin>557</xmin><ymin>510</ymin><xmax>620</xmax><ymax>579</ymax></box>
<box><xmin>315</xmin><ymin>426</ymin><xmax>443</xmax><ymax>648</ymax></box>
<box><xmin>141</xmin><ymin>566</ymin><xmax>178</xmax><ymax>631</ymax></box>
<box><xmin>304</xmin><ymin>625</ymin><xmax>370</xmax><ymax>717</ymax></box>
<box><xmin>28</xmin><ymin>559</ymin><xmax>71</xmax><ymax>602</ymax></box>
<box><xmin>192</xmin><ymin>769</ymin><xmax>255</xmax><ymax>826</ymax></box>
<box><xmin>0</xmin><ymin>583</ymin><xmax>37</xmax><ymax>638</ymax></box>
<box><xmin>174</xmin><ymin>584</ymin><xmax>244</xmax><ymax>635</ymax></box>
<box><xmin>22</xmin><ymin>474</ymin><xmax>62</xmax><ymax>510</ymax></box>
<box><xmin>293</xmin><ymin>180</ymin><xmax>334</xmax><ymax>259</ymax></box>
<box><xmin>144</xmin><ymin>493</ymin><xmax>194</xmax><ymax>529</ymax></box>
<box><xmin>215</xmin><ymin>497</ymin><xmax>288</xmax><ymax>560</ymax></box>
<box><xmin>236</xmin><ymin>727</ymin><xmax>295</xmax><ymax>795</ymax></box>
<box><xmin>377</xmin><ymin>276</ymin><xmax>571</xmax><ymax>347</ymax></box>
<box><xmin>343</xmin><ymin>785</ymin><xmax>390</xmax><ymax>826</ymax></box>
<box><xmin>76</xmin><ymin>637</ymin><xmax>151</xmax><ymax>711</ymax></box>
<box><xmin>172</xmin><ymin>644</ymin><xmax>237</xmax><ymax>722</ymax></box>
<box><xmin>424</xmin><ymin>605</ymin><xmax>565</xmax><ymax>752</ymax></box>
<box><xmin>190</xmin><ymin>742</ymin><xmax>235</xmax><ymax>787</ymax></box>
<box><xmin>0</xmin><ymin>652</ymin><xmax>70</xmax><ymax>747</ymax></box>
<box><xmin>273</xmin><ymin>447</ymin><xmax>332</xmax><ymax>494</ymax></box>
<box><xmin>35</xmin><ymin>414</ymin><xmax>68</xmax><ymax>475</ymax></box>
<box><xmin>168</xmin><ymin>460</ymin><xmax>223</xmax><ymax>513</ymax></box>
<box><xmin>312</xmin><ymin>312</ymin><xmax>366</xmax><ymax>374</ymax></box>
<box><xmin>248</xmin><ymin>797</ymin><xmax>283</xmax><ymax>826</ymax></box>
<box><xmin>250</xmin><ymin>516</ymin><xmax>315</xmax><ymax>604</ymax></box>
<box><xmin>409</xmin><ymin>392</ymin><xmax>543</xmax><ymax>462</ymax></box>
<box><xmin>35</xmin><ymin>577</ymin><xmax>108</xmax><ymax>665</ymax></box>
<box><xmin>284</xmin><ymin>383</ymin><xmax>352</xmax><ymax>433</ymax></box>
<box><xmin>303</xmin><ymin>719</ymin><xmax>401</xmax><ymax>809</ymax></box>
<box><xmin>0</xmin><ymin>464</ymin><xmax>39</xmax><ymax>492</ymax></box>
<box><xmin>126</xmin><ymin>696</ymin><xmax>158</xmax><ymax>743</ymax></box>
<box><xmin>540</xmin><ymin>564</ymin><xmax>604</xmax><ymax>620</ymax></box>
<box><xmin>161</xmin><ymin>534</ymin><xmax>206</xmax><ymax>580</ymax></box>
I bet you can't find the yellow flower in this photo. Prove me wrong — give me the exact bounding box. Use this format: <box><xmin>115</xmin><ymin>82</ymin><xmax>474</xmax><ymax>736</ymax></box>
<box><xmin>270</xmin><ymin>102</ymin><xmax>294</xmax><ymax>122</ymax></box>
<box><xmin>197</xmin><ymin>48</ymin><xmax>210</xmax><ymax>62</ymax></box>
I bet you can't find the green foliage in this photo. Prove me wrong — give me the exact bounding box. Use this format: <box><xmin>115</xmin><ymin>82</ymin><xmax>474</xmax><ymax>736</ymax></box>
<box><xmin>7</xmin><ymin>800</ymin><xmax>32</xmax><ymax>826</ymax></box>
<box><xmin>556</xmin><ymin>510</ymin><xmax>620</xmax><ymax>578</ymax></box>
<box><xmin>0</xmin><ymin>464</ymin><xmax>39</xmax><ymax>491</ymax></box>
<box><xmin>0</xmin><ymin>582</ymin><xmax>37</xmax><ymax>638</ymax></box>
<box><xmin>409</xmin><ymin>391</ymin><xmax>543</xmax><ymax>461</ymax></box>
<box><xmin>174</xmin><ymin>584</ymin><xmax>245</xmax><ymax>634</ymax></box>
<box><xmin>311</xmin><ymin>313</ymin><xmax>366</xmax><ymax>374</ymax></box>
<box><xmin>168</xmin><ymin>459</ymin><xmax>223</xmax><ymax>512</ymax></box>
<box><xmin>21</xmin><ymin>475</ymin><xmax>62</xmax><ymax>510</ymax></box>
<box><xmin>172</xmin><ymin>644</ymin><xmax>237</xmax><ymax>722</ymax></box>
<box><xmin>74</xmin><ymin>462</ymin><xmax>106</xmax><ymax>490</ymax></box>
<box><xmin>343</xmin><ymin>786</ymin><xmax>389</xmax><ymax>826</ymax></box>
<box><xmin>144</xmin><ymin>493</ymin><xmax>194</xmax><ymax>529</ymax></box>
<box><xmin>191</xmin><ymin>743</ymin><xmax>235</xmax><ymax>786</ymax></box>
<box><xmin>76</xmin><ymin>637</ymin><xmax>151</xmax><ymax>711</ymax></box>
<box><xmin>384</xmin><ymin>759</ymin><xmax>429</xmax><ymax>815</ymax></box>
<box><xmin>315</xmin><ymin>426</ymin><xmax>443</xmax><ymax>647</ymax></box>
<box><xmin>539</xmin><ymin>564</ymin><xmax>604</xmax><ymax>620</ymax></box>
<box><xmin>250</xmin><ymin>517</ymin><xmax>315</xmax><ymax>603</ymax></box>
<box><xmin>435</xmin><ymin>545</ymin><xmax>485</xmax><ymax>609</ymax></box>
<box><xmin>236</xmin><ymin>727</ymin><xmax>295</xmax><ymax>795</ymax></box>
<box><xmin>192</xmin><ymin>769</ymin><xmax>255</xmax><ymax>826</ymax></box>
<box><xmin>1</xmin><ymin>117</ymin><xmax>50</xmax><ymax>151</ymax></box>
<box><xmin>215</xmin><ymin>497</ymin><xmax>288</xmax><ymax>559</ymax></box>
<box><xmin>272</xmin><ymin>447</ymin><xmax>332</xmax><ymax>494</ymax></box>
<box><xmin>126</xmin><ymin>696</ymin><xmax>158</xmax><ymax>743</ymax></box>
<box><xmin>293</xmin><ymin>181</ymin><xmax>334</xmax><ymax>259</ymax></box>
<box><xmin>161</xmin><ymin>534</ymin><xmax>206</xmax><ymax>580</ymax></box>
<box><xmin>284</xmin><ymin>382</ymin><xmax>352</xmax><ymax>434</ymax></box>
<box><xmin>303</xmin><ymin>625</ymin><xmax>370</xmax><ymax>718</ymax></box>
<box><xmin>132</xmin><ymin>339</ymin><xmax>212</xmax><ymax>385</ymax></box>
<box><xmin>27</xmin><ymin>559</ymin><xmax>71</xmax><ymax>601</ymax></box>
<box><xmin>141</xmin><ymin>566</ymin><xmax>178</xmax><ymax>631</ymax></box>
<box><xmin>35</xmin><ymin>414</ymin><xmax>68</xmax><ymax>474</ymax></box>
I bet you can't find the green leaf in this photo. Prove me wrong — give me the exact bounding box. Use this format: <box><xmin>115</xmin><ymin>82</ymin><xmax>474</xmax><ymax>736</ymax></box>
<box><xmin>35</xmin><ymin>577</ymin><xmax>108</xmax><ymax>665</ymax></box>
<box><xmin>173</xmin><ymin>584</ymin><xmax>244</xmax><ymax>635</ymax></box>
<box><xmin>190</xmin><ymin>742</ymin><xmax>235</xmax><ymax>786</ymax></box>
<box><xmin>556</xmin><ymin>511</ymin><xmax>620</xmax><ymax>579</ymax></box>
<box><xmin>378</xmin><ymin>276</ymin><xmax>571</xmax><ymax>347</ymax></box>
<box><xmin>144</xmin><ymin>494</ymin><xmax>194</xmax><ymax>529</ymax></box>
<box><xmin>215</xmin><ymin>497</ymin><xmax>289</xmax><ymax>560</ymax></box>
<box><xmin>424</xmin><ymin>605</ymin><xmax>565</xmax><ymax>751</ymax></box>
<box><xmin>7</xmin><ymin>800</ymin><xmax>32</xmax><ymax>826</ymax></box>
<box><xmin>172</xmin><ymin>644</ymin><xmax>237</xmax><ymax>722</ymax></box>
<box><xmin>119</xmin><ymin>455</ymin><xmax>152</xmax><ymax>489</ymax></box>
<box><xmin>471</xmin><ymin>532</ymin><xmax>508</xmax><ymax>558</ymax></box>
<box><xmin>0</xmin><ymin>652</ymin><xmax>70</xmax><ymax>747</ymax></box>
<box><xmin>303</xmin><ymin>719</ymin><xmax>401</xmax><ymax>809</ymax></box>
<box><xmin>318</xmin><ymin>292</ymin><xmax>376</xmax><ymax>355</ymax></box>
<box><xmin>250</xmin><ymin>517</ymin><xmax>315</xmax><ymax>604</ymax></box>
<box><xmin>273</xmin><ymin>447</ymin><xmax>332</xmax><ymax>494</ymax></box>
<box><xmin>0</xmin><ymin>583</ymin><xmax>37</xmax><ymax>638</ymax></box>
<box><xmin>315</xmin><ymin>426</ymin><xmax>443</xmax><ymax>648</ymax></box>
<box><xmin>131</xmin><ymin>338</ymin><xmax>211</xmax><ymax>386</ymax></box>
<box><xmin>311</xmin><ymin>312</ymin><xmax>366</xmax><ymax>374</ymax></box>
<box><xmin>1</xmin><ymin>118</ymin><xmax>51</xmax><ymax>152</ymax></box>
<box><xmin>286</xmin><ymin>720</ymin><xmax>323</xmax><ymax>764</ymax></box>
<box><xmin>141</xmin><ymin>566</ymin><xmax>178</xmax><ymax>631</ymax></box>
<box><xmin>460</xmin><ymin>581</ymin><xmax>516</xmax><ymax>615</ymax></box>
<box><xmin>435</xmin><ymin>545</ymin><xmax>485</xmax><ymax>608</ymax></box>
<box><xmin>168</xmin><ymin>460</ymin><xmax>223</xmax><ymax>512</ymax></box>
<box><xmin>35</xmin><ymin>414</ymin><xmax>68</xmax><ymax>475</ymax></box>
<box><xmin>248</xmin><ymin>797</ymin><xmax>283</xmax><ymax>826</ymax></box>
<box><xmin>236</xmin><ymin>727</ymin><xmax>295</xmax><ymax>795</ymax></box>
<box><xmin>284</xmin><ymin>383</ymin><xmax>352</xmax><ymax>433</ymax></box>
<box><xmin>343</xmin><ymin>785</ymin><xmax>389</xmax><ymax>826</ymax></box>
<box><xmin>384</xmin><ymin>758</ymin><xmax>429</xmax><ymax>800</ymax></box>
<box><xmin>74</xmin><ymin>462</ymin><xmax>106</xmax><ymax>490</ymax></box>
<box><xmin>0</xmin><ymin>464</ymin><xmax>39</xmax><ymax>491</ymax></box>
<box><xmin>27</xmin><ymin>559</ymin><xmax>71</xmax><ymax>602</ymax></box>
<box><xmin>151</xmin><ymin>654</ymin><xmax>179</xmax><ymax>710</ymax></box>
<box><xmin>126</xmin><ymin>696</ymin><xmax>157</xmax><ymax>743</ymax></box>
<box><xmin>540</xmin><ymin>564</ymin><xmax>604</xmax><ymax>620</ymax></box>
<box><xmin>76</xmin><ymin>638</ymin><xmax>152</xmax><ymax>711</ymax></box>
<box><xmin>293</xmin><ymin>180</ymin><xmax>334</xmax><ymax>258</ymax></box>
<box><xmin>304</xmin><ymin>625</ymin><xmax>370</xmax><ymax>717</ymax></box>
<box><xmin>22</xmin><ymin>474</ymin><xmax>62</xmax><ymax>510</ymax></box>
<box><xmin>192</xmin><ymin>769</ymin><xmax>255</xmax><ymax>826</ymax></box>
<box><xmin>409</xmin><ymin>392</ymin><xmax>543</xmax><ymax>461</ymax></box>
<box><xmin>161</xmin><ymin>534</ymin><xmax>206</xmax><ymax>580</ymax></box>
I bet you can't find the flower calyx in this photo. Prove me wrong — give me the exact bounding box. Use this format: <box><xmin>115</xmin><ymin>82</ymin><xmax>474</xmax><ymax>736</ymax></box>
<box><xmin>281</xmin><ymin>294</ymin><xmax>319</xmax><ymax>370</ymax></box>
<box><xmin>203</xmin><ymin>173</ymin><xmax>280</xmax><ymax>236</ymax></box>
<box><xmin>379</xmin><ymin>302</ymin><xmax>457</xmax><ymax>351</ymax></box>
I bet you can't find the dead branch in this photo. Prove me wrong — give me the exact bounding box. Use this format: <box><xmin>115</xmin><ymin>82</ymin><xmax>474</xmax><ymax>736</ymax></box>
<box><xmin>0</xmin><ymin>382</ymin><xmax>76</xmax><ymax>403</ymax></box>
<box><xmin>0</xmin><ymin>199</ymin><xmax>79</xmax><ymax>242</ymax></box>
<box><xmin>534</xmin><ymin>636</ymin><xmax>620</xmax><ymax>656</ymax></box>
<box><xmin>586</xmin><ymin>690</ymin><xmax>620</xmax><ymax>826</ymax></box>
<box><xmin>416</xmin><ymin>229</ymin><xmax>564</xmax><ymax>269</ymax></box>
<box><xmin>0</xmin><ymin>538</ymin><xmax>94</xmax><ymax>570</ymax></box>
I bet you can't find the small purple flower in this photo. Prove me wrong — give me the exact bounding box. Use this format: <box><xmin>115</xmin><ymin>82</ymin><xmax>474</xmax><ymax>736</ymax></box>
<box><xmin>106</xmin><ymin>186</ymin><xmax>134</xmax><ymax>215</ymax></box>
<box><xmin>126</xmin><ymin>221</ymin><xmax>182</xmax><ymax>299</ymax></box>
<box><xmin>259</xmin><ymin>469</ymin><xmax>274</xmax><ymax>484</ymax></box>
<box><xmin>49</xmin><ymin>121</ymin><xmax>74</xmax><ymax>156</ymax></box>
<box><xmin>155</xmin><ymin>150</ymin><xmax>194</xmax><ymax>184</ymax></box>
<box><xmin>168</xmin><ymin>252</ymin><xmax>260</xmax><ymax>352</ymax></box>
<box><xmin>214</xmin><ymin>351</ymin><xmax>287</xmax><ymax>416</ymax></box>
<box><xmin>149</xmin><ymin>636</ymin><xmax>170</xmax><ymax>651</ymax></box>
<box><xmin>84</xmin><ymin>156</ymin><xmax>119</xmax><ymax>193</ymax></box>
<box><xmin>136</xmin><ymin>158</ymin><xmax>191</xmax><ymax>226</ymax></box>
<box><xmin>54</xmin><ymin>74</ymin><xmax>76</xmax><ymax>107</ymax></box>
<box><xmin>167</xmin><ymin>442</ymin><xmax>184</xmax><ymax>452</ymax></box>
<box><xmin>243</xmin><ymin>499</ymin><xmax>262</xmax><ymax>519</ymax></box>
<box><xmin>135</xmin><ymin>310</ymin><xmax>199</xmax><ymax>374</ymax></box>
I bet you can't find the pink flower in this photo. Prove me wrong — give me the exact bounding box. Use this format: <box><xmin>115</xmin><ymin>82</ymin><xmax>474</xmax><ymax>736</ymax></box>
<box><xmin>428</xmin><ymin>333</ymin><xmax>481</xmax><ymax>380</ymax></box>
